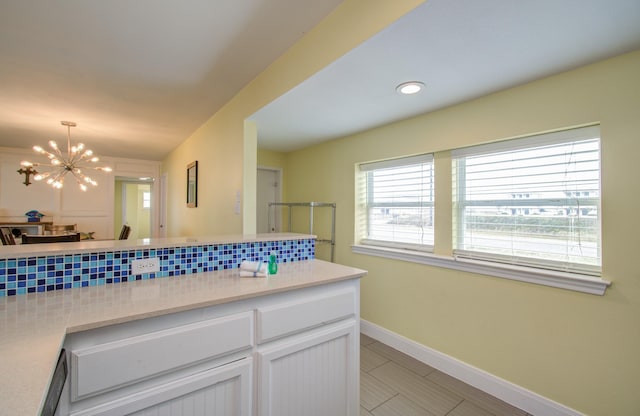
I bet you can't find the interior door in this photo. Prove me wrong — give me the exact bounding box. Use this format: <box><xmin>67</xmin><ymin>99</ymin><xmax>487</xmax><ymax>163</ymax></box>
<box><xmin>256</xmin><ymin>168</ymin><xmax>280</xmax><ymax>233</ymax></box>
<box><xmin>114</xmin><ymin>178</ymin><xmax>152</xmax><ymax>240</ymax></box>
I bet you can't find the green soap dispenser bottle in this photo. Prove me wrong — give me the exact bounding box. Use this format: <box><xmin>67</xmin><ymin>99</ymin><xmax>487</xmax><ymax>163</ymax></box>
<box><xmin>268</xmin><ymin>251</ymin><xmax>278</xmax><ymax>275</ymax></box>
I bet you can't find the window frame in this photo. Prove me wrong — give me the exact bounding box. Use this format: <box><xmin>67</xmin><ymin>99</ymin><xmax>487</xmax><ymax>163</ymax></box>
<box><xmin>451</xmin><ymin>125</ymin><xmax>601</xmax><ymax>276</ymax></box>
<box><xmin>358</xmin><ymin>153</ymin><xmax>435</xmax><ymax>252</ymax></box>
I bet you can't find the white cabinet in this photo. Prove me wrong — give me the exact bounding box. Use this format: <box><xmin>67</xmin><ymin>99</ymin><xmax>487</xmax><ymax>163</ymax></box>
<box><xmin>257</xmin><ymin>320</ymin><xmax>358</xmax><ymax>416</ymax></box>
<box><xmin>58</xmin><ymin>278</ymin><xmax>360</xmax><ymax>416</ymax></box>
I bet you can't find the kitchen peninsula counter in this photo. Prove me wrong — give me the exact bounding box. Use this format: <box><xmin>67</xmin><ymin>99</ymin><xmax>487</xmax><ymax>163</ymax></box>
<box><xmin>0</xmin><ymin>232</ymin><xmax>309</xmax><ymax>258</ymax></box>
<box><xmin>0</xmin><ymin>234</ymin><xmax>366</xmax><ymax>415</ymax></box>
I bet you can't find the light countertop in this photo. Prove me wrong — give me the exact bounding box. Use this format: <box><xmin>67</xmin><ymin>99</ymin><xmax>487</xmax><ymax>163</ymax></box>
<box><xmin>0</xmin><ymin>259</ymin><xmax>366</xmax><ymax>415</ymax></box>
<box><xmin>0</xmin><ymin>232</ymin><xmax>314</xmax><ymax>259</ymax></box>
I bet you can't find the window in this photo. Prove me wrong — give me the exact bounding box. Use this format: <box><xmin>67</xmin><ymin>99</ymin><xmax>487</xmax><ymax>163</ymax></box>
<box><xmin>358</xmin><ymin>154</ymin><xmax>434</xmax><ymax>251</ymax></box>
<box><xmin>452</xmin><ymin>126</ymin><xmax>601</xmax><ymax>275</ymax></box>
<box><xmin>143</xmin><ymin>191</ymin><xmax>151</xmax><ymax>209</ymax></box>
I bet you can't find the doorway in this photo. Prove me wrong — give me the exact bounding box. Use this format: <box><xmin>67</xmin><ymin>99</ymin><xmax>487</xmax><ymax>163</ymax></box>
<box><xmin>114</xmin><ymin>177</ymin><xmax>154</xmax><ymax>239</ymax></box>
<box><xmin>256</xmin><ymin>167</ymin><xmax>282</xmax><ymax>233</ymax></box>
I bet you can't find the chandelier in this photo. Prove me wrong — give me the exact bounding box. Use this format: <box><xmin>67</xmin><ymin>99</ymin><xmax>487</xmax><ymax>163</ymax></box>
<box><xmin>20</xmin><ymin>121</ymin><xmax>112</xmax><ymax>191</ymax></box>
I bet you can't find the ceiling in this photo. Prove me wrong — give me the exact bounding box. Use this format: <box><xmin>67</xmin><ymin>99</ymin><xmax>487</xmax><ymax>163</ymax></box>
<box><xmin>0</xmin><ymin>0</ymin><xmax>343</xmax><ymax>160</ymax></box>
<box><xmin>1</xmin><ymin>1</ymin><xmax>639</xmax><ymax>160</ymax></box>
<box><xmin>252</xmin><ymin>0</ymin><xmax>640</xmax><ymax>152</ymax></box>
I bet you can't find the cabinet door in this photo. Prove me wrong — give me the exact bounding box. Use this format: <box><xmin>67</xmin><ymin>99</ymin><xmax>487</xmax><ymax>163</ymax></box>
<box><xmin>71</xmin><ymin>358</ymin><xmax>252</xmax><ymax>416</ymax></box>
<box><xmin>257</xmin><ymin>320</ymin><xmax>359</xmax><ymax>416</ymax></box>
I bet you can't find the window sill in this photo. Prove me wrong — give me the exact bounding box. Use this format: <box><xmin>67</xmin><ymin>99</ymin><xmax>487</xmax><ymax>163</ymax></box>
<box><xmin>351</xmin><ymin>244</ymin><xmax>611</xmax><ymax>295</ymax></box>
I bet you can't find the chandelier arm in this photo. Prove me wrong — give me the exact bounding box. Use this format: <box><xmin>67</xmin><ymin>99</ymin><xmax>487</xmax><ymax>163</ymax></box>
<box><xmin>71</xmin><ymin>148</ymin><xmax>92</xmax><ymax>165</ymax></box>
<box><xmin>48</xmin><ymin>170</ymin><xmax>65</xmax><ymax>184</ymax></box>
<box><xmin>70</xmin><ymin>153</ymin><xmax>87</xmax><ymax>166</ymax></box>
<box><xmin>69</xmin><ymin>153</ymin><xmax>84</xmax><ymax>166</ymax></box>
<box><xmin>73</xmin><ymin>169</ymin><xmax>97</xmax><ymax>186</ymax></box>
<box><xmin>75</xmin><ymin>153</ymin><xmax>90</xmax><ymax>163</ymax></box>
<box><xmin>32</xmin><ymin>162</ymin><xmax>65</xmax><ymax>169</ymax></box>
<box><xmin>70</xmin><ymin>169</ymin><xmax>86</xmax><ymax>183</ymax></box>
<box><xmin>40</xmin><ymin>149</ymin><xmax>60</xmax><ymax>160</ymax></box>
<box><xmin>47</xmin><ymin>141</ymin><xmax>64</xmax><ymax>159</ymax></box>
<box><xmin>53</xmin><ymin>168</ymin><xmax>66</xmax><ymax>178</ymax></box>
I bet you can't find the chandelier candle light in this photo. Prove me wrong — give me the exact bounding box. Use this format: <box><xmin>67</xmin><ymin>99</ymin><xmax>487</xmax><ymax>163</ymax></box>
<box><xmin>20</xmin><ymin>121</ymin><xmax>112</xmax><ymax>191</ymax></box>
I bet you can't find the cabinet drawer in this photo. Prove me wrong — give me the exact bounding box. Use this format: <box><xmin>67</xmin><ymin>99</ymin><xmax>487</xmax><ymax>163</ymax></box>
<box><xmin>71</xmin><ymin>311</ymin><xmax>253</xmax><ymax>400</ymax></box>
<box><xmin>256</xmin><ymin>289</ymin><xmax>356</xmax><ymax>344</ymax></box>
<box><xmin>70</xmin><ymin>358</ymin><xmax>252</xmax><ymax>416</ymax></box>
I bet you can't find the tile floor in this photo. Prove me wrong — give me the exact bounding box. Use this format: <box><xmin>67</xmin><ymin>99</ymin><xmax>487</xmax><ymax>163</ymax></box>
<box><xmin>360</xmin><ymin>334</ymin><xmax>533</xmax><ymax>416</ymax></box>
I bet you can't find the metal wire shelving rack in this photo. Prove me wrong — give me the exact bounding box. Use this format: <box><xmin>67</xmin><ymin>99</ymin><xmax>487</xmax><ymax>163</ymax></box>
<box><xmin>268</xmin><ymin>202</ymin><xmax>336</xmax><ymax>262</ymax></box>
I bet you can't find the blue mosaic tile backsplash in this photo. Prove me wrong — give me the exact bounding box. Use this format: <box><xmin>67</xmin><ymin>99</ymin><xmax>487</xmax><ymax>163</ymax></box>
<box><xmin>0</xmin><ymin>238</ymin><xmax>315</xmax><ymax>297</ymax></box>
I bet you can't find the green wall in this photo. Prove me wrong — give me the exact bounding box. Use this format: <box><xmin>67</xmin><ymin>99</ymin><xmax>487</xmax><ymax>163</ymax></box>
<box><xmin>282</xmin><ymin>51</ymin><xmax>640</xmax><ymax>416</ymax></box>
<box><xmin>257</xmin><ymin>148</ymin><xmax>287</xmax><ymax>170</ymax></box>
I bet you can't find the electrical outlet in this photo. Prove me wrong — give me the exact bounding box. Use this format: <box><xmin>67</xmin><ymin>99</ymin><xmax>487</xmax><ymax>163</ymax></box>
<box><xmin>131</xmin><ymin>258</ymin><xmax>160</xmax><ymax>275</ymax></box>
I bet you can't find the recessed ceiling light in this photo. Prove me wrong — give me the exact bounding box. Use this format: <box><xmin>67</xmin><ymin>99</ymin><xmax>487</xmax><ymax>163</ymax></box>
<box><xmin>396</xmin><ymin>81</ymin><xmax>425</xmax><ymax>95</ymax></box>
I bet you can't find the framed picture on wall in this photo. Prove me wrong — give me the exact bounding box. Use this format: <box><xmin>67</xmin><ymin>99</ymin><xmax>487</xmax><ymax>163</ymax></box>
<box><xmin>187</xmin><ymin>161</ymin><xmax>198</xmax><ymax>208</ymax></box>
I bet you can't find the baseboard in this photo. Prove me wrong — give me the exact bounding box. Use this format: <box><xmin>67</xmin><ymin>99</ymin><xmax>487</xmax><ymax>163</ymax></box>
<box><xmin>360</xmin><ymin>320</ymin><xmax>584</xmax><ymax>416</ymax></box>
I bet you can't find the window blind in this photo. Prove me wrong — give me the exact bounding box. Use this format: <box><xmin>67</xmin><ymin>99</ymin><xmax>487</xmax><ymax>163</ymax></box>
<box><xmin>452</xmin><ymin>126</ymin><xmax>601</xmax><ymax>275</ymax></box>
<box><xmin>359</xmin><ymin>154</ymin><xmax>434</xmax><ymax>250</ymax></box>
